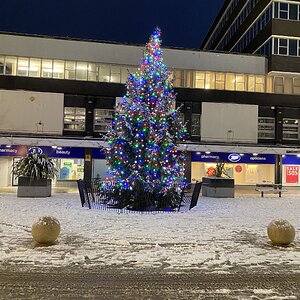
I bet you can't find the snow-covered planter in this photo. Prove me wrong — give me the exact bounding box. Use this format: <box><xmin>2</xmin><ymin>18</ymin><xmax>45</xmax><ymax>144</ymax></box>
<box><xmin>31</xmin><ymin>216</ymin><xmax>60</xmax><ymax>245</ymax></box>
<box><xmin>267</xmin><ymin>218</ymin><xmax>295</xmax><ymax>246</ymax></box>
<box><xmin>12</xmin><ymin>149</ymin><xmax>57</xmax><ymax>197</ymax></box>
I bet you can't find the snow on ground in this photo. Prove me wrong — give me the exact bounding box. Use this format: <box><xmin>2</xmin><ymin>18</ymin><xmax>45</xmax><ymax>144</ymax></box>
<box><xmin>0</xmin><ymin>192</ymin><xmax>299</xmax><ymax>273</ymax></box>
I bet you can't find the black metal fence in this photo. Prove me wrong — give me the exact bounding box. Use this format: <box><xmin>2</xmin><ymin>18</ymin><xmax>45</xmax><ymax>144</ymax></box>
<box><xmin>77</xmin><ymin>179</ymin><xmax>201</xmax><ymax>213</ymax></box>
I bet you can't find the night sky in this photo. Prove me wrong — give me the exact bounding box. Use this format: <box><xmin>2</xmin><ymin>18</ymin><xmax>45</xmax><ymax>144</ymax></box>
<box><xmin>0</xmin><ymin>0</ymin><xmax>224</xmax><ymax>49</ymax></box>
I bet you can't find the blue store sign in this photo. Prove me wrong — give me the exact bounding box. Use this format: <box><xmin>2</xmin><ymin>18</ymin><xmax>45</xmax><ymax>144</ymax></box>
<box><xmin>0</xmin><ymin>145</ymin><xmax>85</xmax><ymax>158</ymax></box>
<box><xmin>192</xmin><ymin>152</ymin><xmax>276</xmax><ymax>164</ymax></box>
<box><xmin>282</xmin><ymin>155</ymin><xmax>300</xmax><ymax>165</ymax></box>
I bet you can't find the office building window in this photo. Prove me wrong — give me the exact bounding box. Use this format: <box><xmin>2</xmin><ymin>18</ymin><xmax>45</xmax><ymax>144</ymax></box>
<box><xmin>4</xmin><ymin>56</ymin><xmax>17</xmax><ymax>75</ymax></box>
<box><xmin>258</xmin><ymin>117</ymin><xmax>275</xmax><ymax>139</ymax></box>
<box><xmin>289</xmin><ymin>4</ymin><xmax>298</xmax><ymax>20</ymax></box>
<box><xmin>42</xmin><ymin>59</ymin><xmax>53</xmax><ymax>78</ymax></box>
<box><xmin>110</xmin><ymin>65</ymin><xmax>121</xmax><ymax>83</ymax></box>
<box><xmin>294</xmin><ymin>78</ymin><xmax>300</xmax><ymax>94</ymax></box>
<box><xmin>205</xmin><ymin>72</ymin><xmax>215</xmax><ymax>89</ymax></box>
<box><xmin>53</xmin><ymin>60</ymin><xmax>64</xmax><ymax>79</ymax></box>
<box><xmin>274</xmin><ymin>77</ymin><xmax>284</xmax><ymax>94</ymax></box>
<box><xmin>98</xmin><ymin>64</ymin><xmax>110</xmax><ymax>82</ymax></box>
<box><xmin>279</xmin><ymin>2</ymin><xmax>288</xmax><ymax>19</ymax></box>
<box><xmin>120</xmin><ymin>66</ymin><xmax>129</xmax><ymax>83</ymax></box>
<box><xmin>76</xmin><ymin>62</ymin><xmax>87</xmax><ymax>80</ymax></box>
<box><xmin>215</xmin><ymin>73</ymin><xmax>225</xmax><ymax>90</ymax></box>
<box><xmin>289</xmin><ymin>40</ymin><xmax>297</xmax><ymax>56</ymax></box>
<box><xmin>255</xmin><ymin>76</ymin><xmax>265</xmax><ymax>92</ymax></box>
<box><xmin>195</xmin><ymin>71</ymin><xmax>204</xmax><ymax>88</ymax></box>
<box><xmin>279</xmin><ymin>39</ymin><xmax>288</xmax><ymax>55</ymax></box>
<box><xmin>29</xmin><ymin>58</ymin><xmax>41</xmax><ymax>77</ymax></box>
<box><xmin>0</xmin><ymin>56</ymin><xmax>4</xmax><ymax>74</ymax></box>
<box><xmin>235</xmin><ymin>74</ymin><xmax>245</xmax><ymax>91</ymax></box>
<box><xmin>65</xmin><ymin>61</ymin><xmax>76</xmax><ymax>80</ymax></box>
<box><xmin>17</xmin><ymin>57</ymin><xmax>29</xmax><ymax>76</ymax></box>
<box><xmin>64</xmin><ymin>107</ymin><xmax>86</xmax><ymax>131</ymax></box>
<box><xmin>225</xmin><ymin>73</ymin><xmax>235</xmax><ymax>90</ymax></box>
<box><xmin>94</xmin><ymin>109</ymin><xmax>114</xmax><ymax>132</ymax></box>
<box><xmin>283</xmin><ymin>118</ymin><xmax>300</xmax><ymax>141</ymax></box>
<box><xmin>191</xmin><ymin>114</ymin><xmax>201</xmax><ymax>136</ymax></box>
<box><xmin>88</xmin><ymin>63</ymin><xmax>97</xmax><ymax>81</ymax></box>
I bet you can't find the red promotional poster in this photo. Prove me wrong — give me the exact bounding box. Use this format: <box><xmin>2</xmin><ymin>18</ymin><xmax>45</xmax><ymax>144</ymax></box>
<box><xmin>286</xmin><ymin>166</ymin><xmax>299</xmax><ymax>184</ymax></box>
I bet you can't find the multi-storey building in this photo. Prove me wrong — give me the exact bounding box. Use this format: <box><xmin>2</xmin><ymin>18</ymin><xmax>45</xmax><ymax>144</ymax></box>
<box><xmin>0</xmin><ymin>31</ymin><xmax>299</xmax><ymax>190</ymax></box>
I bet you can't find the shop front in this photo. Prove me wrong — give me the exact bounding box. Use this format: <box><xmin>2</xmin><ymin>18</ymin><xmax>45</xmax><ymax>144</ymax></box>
<box><xmin>0</xmin><ymin>145</ymin><xmax>85</xmax><ymax>189</ymax></box>
<box><xmin>191</xmin><ymin>152</ymin><xmax>276</xmax><ymax>185</ymax></box>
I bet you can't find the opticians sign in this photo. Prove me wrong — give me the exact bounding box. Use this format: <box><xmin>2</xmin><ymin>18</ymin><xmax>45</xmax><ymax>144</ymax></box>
<box><xmin>286</xmin><ymin>165</ymin><xmax>299</xmax><ymax>184</ymax></box>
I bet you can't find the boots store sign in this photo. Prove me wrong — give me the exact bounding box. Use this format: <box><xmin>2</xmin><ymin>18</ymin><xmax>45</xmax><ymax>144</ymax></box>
<box><xmin>0</xmin><ymin>145</ymin><xmax>84</xmax><ymax>158</ymax></box>
<box><xmin>192</xmin><ymin>152</ymin><xmax>276</xmax><ymax>164</ymax></box>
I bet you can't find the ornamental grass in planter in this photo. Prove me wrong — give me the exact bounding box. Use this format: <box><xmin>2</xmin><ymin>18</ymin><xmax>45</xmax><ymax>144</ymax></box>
<box><xmin>12</xmin><ymin>149</ymin><xmax>58</xmax><ymax>198</ymax></box>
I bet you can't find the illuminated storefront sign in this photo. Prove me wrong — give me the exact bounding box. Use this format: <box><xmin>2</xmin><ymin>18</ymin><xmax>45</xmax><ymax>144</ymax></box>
<box><xmin>285</xmin><ymin>166</ymin><xmax>299</xmax><ymax>184</ymax></box>
<box><xmin>192</xmin><ymin>152</ymin><xmax>276</xmax><ymax>164</ymax></box>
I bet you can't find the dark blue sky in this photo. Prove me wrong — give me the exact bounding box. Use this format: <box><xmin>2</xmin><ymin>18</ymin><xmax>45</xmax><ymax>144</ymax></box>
<box><xmin>0</xmin><ymin>0</ymin><xmax>224</xmax><ymax>48</ymax></box>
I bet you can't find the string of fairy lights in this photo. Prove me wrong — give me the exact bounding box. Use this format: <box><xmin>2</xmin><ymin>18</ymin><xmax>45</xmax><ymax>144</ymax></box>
<box><xmin>106</xmin><ymin>28</ymin><xmax>187</xmax><ymax>194</ymax></box>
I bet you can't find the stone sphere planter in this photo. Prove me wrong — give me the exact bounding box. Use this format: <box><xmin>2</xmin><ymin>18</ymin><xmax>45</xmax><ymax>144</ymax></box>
<box><xmin>32</xmin><ymin>216</ymin><xmax>61</xmax><ymax>245</ymax></box>
<box><xmin>267</xmin><ymin>218</ymin><xmax>295</xmax><ymax>246</ymax></box>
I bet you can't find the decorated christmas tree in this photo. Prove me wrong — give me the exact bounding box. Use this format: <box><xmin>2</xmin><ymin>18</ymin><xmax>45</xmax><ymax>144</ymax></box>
<box><xmin>105</xmin><ymin>28</ymin><xmax>187</xmax><ymax>210</ymax></box>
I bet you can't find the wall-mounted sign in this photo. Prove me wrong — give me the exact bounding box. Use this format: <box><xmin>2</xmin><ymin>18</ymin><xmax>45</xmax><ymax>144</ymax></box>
<box><xmin>286</xmin><ymin>165</ymin><xmax>299</xmax><ymax>184</ymax></box>
<box><xmin>235</xmin><ymin>165</ymin><xmax>243</xmax><ymax>173</ymax></box>
<box><xmin>192</xmin><ymin>152</ymin><xmax>276</xmax><ymax>164</ymax></box>
<box><xmin>28</xmin><ymin>147</ymin><xmax>43</xmax><ymax>155</ymax></box>
<box><xmin>228</xmin><ymin>153</ymin><xmax>241</xmax><ymax>162</ymax></box>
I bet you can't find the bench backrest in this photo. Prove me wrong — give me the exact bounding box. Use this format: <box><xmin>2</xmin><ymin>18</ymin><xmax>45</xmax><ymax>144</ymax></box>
<box><xmin>255</xmin><ymin>183</ymin><xmax>282</xmax><ymax>189</ymax></box>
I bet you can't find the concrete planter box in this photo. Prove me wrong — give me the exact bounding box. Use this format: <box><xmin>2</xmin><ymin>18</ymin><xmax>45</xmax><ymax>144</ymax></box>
<box><xmin>17</xmin><ymin>177</ymin><xmax>52</xmax><ymax>198</ymax></box>
<box><xmin>202</xmin><ymin>177</ymin><xmax>234</xmax><ymax>198</ymax></box>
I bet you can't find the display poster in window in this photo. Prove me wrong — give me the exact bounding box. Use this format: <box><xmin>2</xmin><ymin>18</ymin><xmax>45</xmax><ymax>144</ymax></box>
<box><xmin>286</xmin><ymin>165</ymin><xmax>299</xmax><ymax>184</ymax></box>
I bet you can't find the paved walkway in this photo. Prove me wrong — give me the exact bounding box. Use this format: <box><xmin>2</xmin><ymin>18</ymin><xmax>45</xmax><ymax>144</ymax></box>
<box><xmin>0</xmin><ymin>267</ymin><xmax>299</xmax><ymax>299</ymax></box>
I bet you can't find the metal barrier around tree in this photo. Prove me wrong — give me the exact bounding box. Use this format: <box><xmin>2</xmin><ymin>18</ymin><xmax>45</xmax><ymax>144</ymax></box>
<box><xmin>77</xmin><ymin>179</ymin><xmax>201</xmax><ymax>213</ymax></box>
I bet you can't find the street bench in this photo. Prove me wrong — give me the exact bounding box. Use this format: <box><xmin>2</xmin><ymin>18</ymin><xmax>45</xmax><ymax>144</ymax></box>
<box><xmin>255</xmin><ymin>183</ymin><xmax>287</xmax><ymax>197</ymax></box>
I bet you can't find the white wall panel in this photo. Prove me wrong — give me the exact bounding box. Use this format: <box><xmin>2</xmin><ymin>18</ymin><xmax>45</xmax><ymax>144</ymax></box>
<box><xmin>0</xmin><ymin>90</ymin><xmax>64</xmax><ymax>135</ymax></box>
<box><xmin>201</xmin><ymin>102</ymin><xmax>258</xmax><ymax>143</ymax></box>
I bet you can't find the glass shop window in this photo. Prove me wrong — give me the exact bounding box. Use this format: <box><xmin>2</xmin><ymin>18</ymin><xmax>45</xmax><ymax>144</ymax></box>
<box><xmin>56</xmin><ymin>159</ymin><xmax>84</xmax><ymax>180</ymax></box>
<box><xmin>64</xmin><ymin>107</ymin><xmax>86</xmax><ymax>131</ymax></box>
